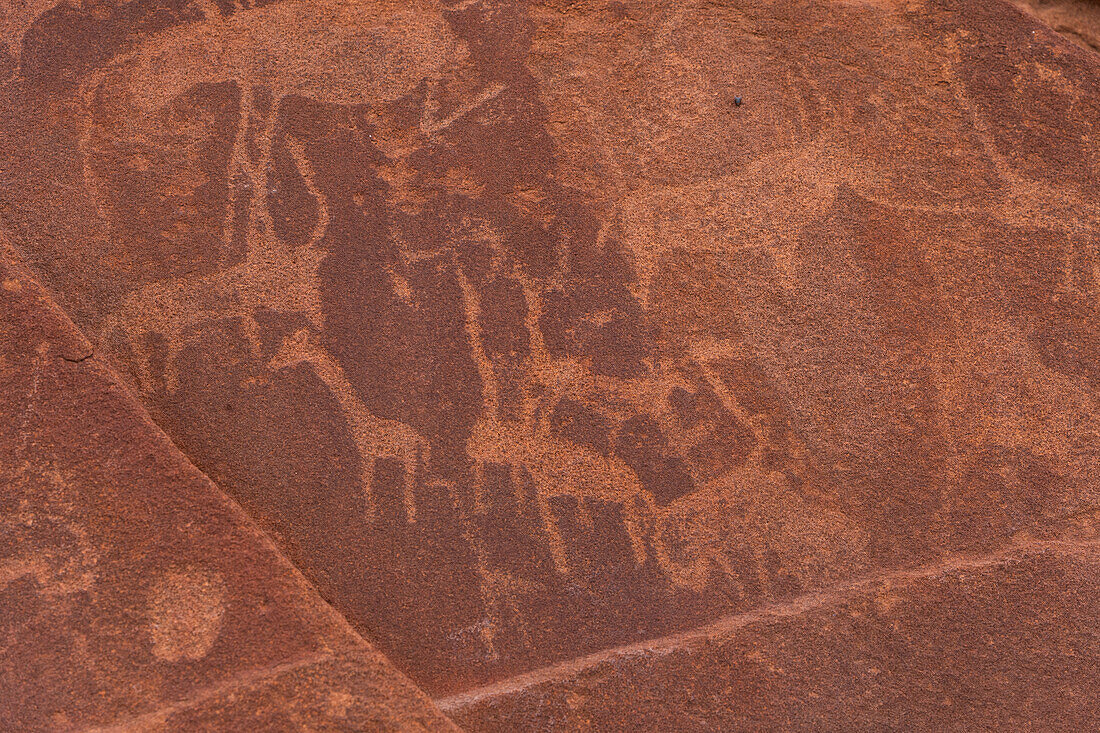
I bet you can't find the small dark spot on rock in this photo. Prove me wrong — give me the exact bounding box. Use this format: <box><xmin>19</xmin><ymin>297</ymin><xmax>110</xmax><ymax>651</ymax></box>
<box><xmin>734</xmin><ymin>96</ymin><xmax>743</xmax><ymax>107</ymax></box>
<box><xmin>61</xmin><ymin>347</ymin><xmax>94</xmax><ymax>363</ymax></box>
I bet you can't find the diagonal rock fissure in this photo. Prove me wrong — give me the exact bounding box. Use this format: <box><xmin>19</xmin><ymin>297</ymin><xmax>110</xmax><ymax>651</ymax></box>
<box><xmin>436</xmin><ymin>531</ymin><xmax>1100</xmax><ymax>712</ymax></box>
<box><xmin>5</xmin><ymin>0</ymin><xmax>1100</xmax><ymax>726</ymax></box>
<box><xmin>0</xmin><ymin>223</ymin><xmax>447</xmax><ymax>704</ymax></box>
<box><xmin>83</xmin><ymin>652</ymin><xmax>336</xmax><ymax>733</ymax></box>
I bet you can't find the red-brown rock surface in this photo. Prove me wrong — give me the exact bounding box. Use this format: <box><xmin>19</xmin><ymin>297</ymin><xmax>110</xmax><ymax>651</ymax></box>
<box><xmin>0</xmin><ymin>241</ymin><xmax>456</xmax><ymax>730</ymax></box>
<box><xmin>2</xmin><ymin>0</ymin><xmax>1100</xmax><ymax>729</ymax></box>
<box><xmin>1014</xmin><ymin>0</ymin><xmax>1100</xmax><ymax>53</ymax></box>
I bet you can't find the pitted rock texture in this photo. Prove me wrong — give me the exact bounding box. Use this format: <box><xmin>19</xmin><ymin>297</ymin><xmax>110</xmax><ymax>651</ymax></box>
<box><xmin>0</xmin><ymin>244</ymin><xmax>457</xmax><ymax>730</ymax></box>
<box><xmin>1</xmin><ymin>0</ymin><xmax>1100</xmax><ymax>728</ymax></box>
<box><xmin>445</xmin><ymin>529</ymin><xmax>1100</xmax><ymax>731</ymax></box>
<box><xmin>1013</xmin><ymin>0</ymin><xmax>1100</xmax><ymax>53</ymax></box>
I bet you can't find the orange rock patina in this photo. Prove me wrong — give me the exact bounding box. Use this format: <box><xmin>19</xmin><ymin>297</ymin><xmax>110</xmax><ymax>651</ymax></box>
<box><xmin>1</xmin><ymin>0</ymin><xmax>1100</xmax><ymax>729</ymax></box>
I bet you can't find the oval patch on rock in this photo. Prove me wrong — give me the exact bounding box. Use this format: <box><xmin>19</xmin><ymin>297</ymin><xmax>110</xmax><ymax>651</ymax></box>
<box><xmin>147</xmin><ymin>568</ymin><xmax>226</xmax><ymax>663</ymax></box>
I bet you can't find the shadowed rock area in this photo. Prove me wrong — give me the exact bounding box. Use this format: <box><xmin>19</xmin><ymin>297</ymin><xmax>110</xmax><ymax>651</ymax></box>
<box><xmin>1014</xmin><ymin>0</ymin><xmax>1100</xmax><ymax>53</ymax></box>
<box><xmin>1</xmin><ymin>0</ymin><xmax>1100</xmax><ymax>729</ymax></box>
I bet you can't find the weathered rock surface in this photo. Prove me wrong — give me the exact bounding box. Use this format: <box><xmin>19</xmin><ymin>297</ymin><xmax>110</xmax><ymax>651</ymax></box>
<box><xmin>0</xmin><ymin>242</ymin><xmax>457</xmax><ymax>730</ymax></box>
<box><xmin>446</xmin><ymin>532</ymin><xmax>1100</xmax><ymax>731</ymax></box>
<box><xmin>1</xmin><ymin>0</ymin><xmax>1100</xmax><ymax>729</ymax></box>
<box><xmin>1014</xmin><ymin>0</ymin><xmax>1100</xmax><ymax>53</ymax></box>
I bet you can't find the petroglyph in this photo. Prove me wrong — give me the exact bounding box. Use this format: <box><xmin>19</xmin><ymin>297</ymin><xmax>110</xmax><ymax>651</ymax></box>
<box><xmin>269</xmin><ymin>327</ymin><xmax>429</xmax><ymax>522</ymax></box>
<box><xmin>84</xmin><ymin>0</ymin><xmax>468</xmax><ymax>386</ymax></box>
<box><xmin>934</xmin><ymin>33</ymin><xmax>1100</xmax><ymax>232</ymax></box>
<box><xmin>73</xmin><ymin>5</ymin><xmax>849</xmax><ymax>691</ymax></box>
<box><xmin>7</xmin><ymin>0</ymin><xmax>1099</xmax><ymax>701</ymax></box>
<box><xmin>81</xmin><ymin>0</ymin><xmax>766</xmax><ymax>605</ymax></box>
<box><xmin>0</xmin><ymin>466</ymin><xmax>99</xmax><ymax>599</ymax></box>
<box><xmin>148</xmin><ymin>568</ymin><xmax>226</xmax><ymax>663</ymax></box>
<box><xmin>468</xmin><ymin>416</ymin><xmax>651</xmax><ymax>572</ymax></box>
<box><xmin>422</xmin><ymin>82</ymin><xmax>507</xmax><ymax>138</ymax></box>
<box><xmin>109</xmin><ymin>0</ymin><xmax>467</xmax><ymax>113</ymax></box>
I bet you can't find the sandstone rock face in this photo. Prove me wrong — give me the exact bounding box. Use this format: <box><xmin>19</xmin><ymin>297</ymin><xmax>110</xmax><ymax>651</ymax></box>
<box><xmin>2</xmin><ymin>0</ymin><xmax>1100</xmax><ymax>729</ymax></box>
<box><xmin>1014</xmin><ymin>0</ymin><xmax>1100</xmax><ymax>53</ymax></box>
<box><xmin>0</xmin><ymin>243</ymin><xmax>456</xmax><ymax>730</ymax></box>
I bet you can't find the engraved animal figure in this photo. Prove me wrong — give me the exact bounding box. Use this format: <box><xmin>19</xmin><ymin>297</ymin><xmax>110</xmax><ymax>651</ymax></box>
<box><xmin>269</xmin><ymin>327</ymin><xmax>430</xmax><ymax>522</ymax></box>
